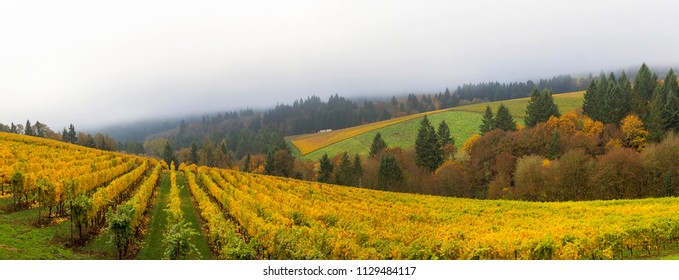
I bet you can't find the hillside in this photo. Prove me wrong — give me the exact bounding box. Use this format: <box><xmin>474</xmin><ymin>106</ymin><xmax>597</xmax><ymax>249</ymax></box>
<box><xmin>293</xmin><ymin>91</ymin><xmax>584</xmax><ymax>160</ymax></box>
<box><xmin>2</xmin><ymin>132</ymin><xmax>679</xmax><ymax>260</ymax></box>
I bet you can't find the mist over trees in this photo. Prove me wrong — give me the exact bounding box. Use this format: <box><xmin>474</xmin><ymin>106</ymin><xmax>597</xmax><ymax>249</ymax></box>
<box><xmin>24</xmin><ymin>63</ymin><xmax>673</xmax><ymax>203</ymax></box>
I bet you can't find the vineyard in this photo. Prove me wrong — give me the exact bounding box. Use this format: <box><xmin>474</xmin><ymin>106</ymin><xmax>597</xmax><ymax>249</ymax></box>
<box><xmin>0</xmin><ymin>132</ymin><xmax>162</xmax><ymax>259</ymax></box>
<box><xmin>2</xmin><ymin>131</ymin><xmax>679</xmax><ymax>259</ymax></box>
<box><xmin>177</xmin><ymin>164</ymin><xmax>679</xmax><ymax>260</ymax></box>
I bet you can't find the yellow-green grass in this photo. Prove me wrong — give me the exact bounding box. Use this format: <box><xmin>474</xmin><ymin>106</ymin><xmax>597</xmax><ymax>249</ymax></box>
<box><xmin>298</xmin><ymin>91</ymin><xmax>584</xmax><ymax>160</ymax></box>
<box><xmin>0</xmin><ymin>197</ymin><xmax>92</xmax><ymax>259</ymax></box>
<box><xmin>290</xmin><ymin>106</ymin><xmax>471</xmax><ymax>155</ymax></box>
<box><xmin>303</xmin><ymin>110</ymin><xmax>511</xmax><ymax>160</ymax></box>
<box><xmin>453</xmin><ymin>90</ymin><xmax>585</xmax><ymax>118</ymax></box>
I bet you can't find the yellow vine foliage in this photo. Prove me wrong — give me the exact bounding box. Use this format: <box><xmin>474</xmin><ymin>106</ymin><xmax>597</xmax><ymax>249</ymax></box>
<box><xmin>184</xmin><ymin>170</ymin><xmax>241</xmax><ymax>258</ymax></box>
<box><xmin>6</xmin><ymin>132</ymin><xmax>679</xmax><ymax>260</ymax></box>
<box><xmin>0</xmin><ymin>132</ymin><xmax>147</xmax><ymax>211</ymax></box>
<box><xmin>184</xmin><ymin>166</ymin><xmax>679</xmax><ymax>260</ymax></box>
<box><xmin>124</xmin><ymin>164</ymin><xmax>161</xmax><ymax>231</ymax></box>
<box><xmin>167</xmin><ymin>163</ymin><xmax>183</xmax><ymax>222</ymax></box>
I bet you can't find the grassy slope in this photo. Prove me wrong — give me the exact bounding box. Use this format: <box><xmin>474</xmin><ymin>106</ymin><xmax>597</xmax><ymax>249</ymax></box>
<box><xmin>452</xmin><ymin>90</ymin><xmax>585</xmax><ymax>118</ymax></box>
<box><xmin>290</xmin><ymin>107</ymin><xmax>458</xmax><ymax>155</ymax></box>
<box><xmin>136</xmin><ymin>172</ymin><xmax>212</xmax><ymax>259</ymax></box>
<box><xmin>0</xmin><ymin>198</ymin><xmax>89</xmax><ymax>260</ymax></box>
<box><xmin>301</xmin><ymin>91</ymin><xmax>584</xmax><ymax>160</ymax></box>
<box><xmin>135</xmin><ymin>172</ymin><xmax>172</xmax><ymax>259</ymax></box>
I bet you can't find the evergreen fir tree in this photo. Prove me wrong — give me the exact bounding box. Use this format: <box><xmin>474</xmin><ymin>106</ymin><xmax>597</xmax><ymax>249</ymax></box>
<box><xmin>378</xmin><ymin>154</ymin><xmax>403</xmax><ymax>190</ymax></box>
<box><xmin>369</xmin><ymin>132</ymin><xmax>388</xmax><ymax>158</ymax></box>
<box><xmin>582</xmin><ymin>79</ymin><xmax>599</xmax><ymax>119</ymax></box>
<box><xmin>352</xmin><ymin>154</ymin><xmax>363</xmax><ymax>186</ymax></box>
<box><xmin>632</xmin><ymin>63</ymin><xmax>657</xmax><ymax>119</ymax></box>
<box><xmin>415</xmin><ymin>116</ymin><xmax>443</xmax><ymax>172</ymax></box>
<box><xmin>162</xmin><ymin>142</ymin><xmax>175</xmax><ymax>167</ymax></box>
<box><xmin>546</xmin><ymin>130</ymin><xmax>562</xmax><ymax>160</ymax></box>
<box><xmin>661</xmin><ymin>69</ymin><xmax>679</xmax><ymax>132</ymax></box>
<box><xmin>494</xmin><ymin>104</ymin><xmax>516</xmax><ymax>131</ymax></box>
<box><xmin>25</xmin><ymin>120</ymin><xmax>33</xmax><ymax>136</ymax></box>
<box><xmin>437</xmin><ymin>120</ymin><xmax>454</xmax><ymax>146</ymax></box>
<box><xmin>583</xmin><ymin>74</ymin><xmax>609</xmax><ymax>122</ymax></box>
<box><xmin>318</xmin><ymin>153</ymin><xmax>333</xmax><ymax>183</ymax></box>
<box><xmin>442</xmin><ymin>88</ymin><xmax>452</xmax><ymax>108</ymax></box>
<box><xmin>600</xmin><ymin>71</ymin><xmax>632</xmax><ymax>124</ymax></box>
<box><xmin>243</xmin><ymin>154</ymin><xmax>251</xmax><ymax>172</ymax></box>
<box><xmin>598</xmin><ymin>73</ymin><xmax>619</xmax><ymax>124</ymax></box>
<box><xmin>525</xmin><ymin>88</ymin><xmax>560</xmax><ymax>127</ymax></box>
<box><xmin>648</xmin><ymin>87</ymin><xmax>667</xmax><ymax>142</ymax></box>
<box><xmin>479</xmin><ymin>106</ymin><xmax>495</xmax><ymax>135</ymax></box>
<box><xmin>61</xmin><ymin>128</ymin><xmax>69</xmax><ymax>142</ymax></box>
<box><xmin>335</xmin><ymin>152</ymin><xmax>352</xmax><ymax>186</ymax></box>
<box><xmin>190</xmin><ymin>142</ymin><xmax>199</xmax><ymax>164</ymax></box>
<box><xmin>264</xmin><ymin>149</ymin><xmax>275</xmax><ymax>175</ymax></box>
<box><xmin>68</xmin><ymin>124</ymin><xmax>77</xmax><ymax>144</ymax></box>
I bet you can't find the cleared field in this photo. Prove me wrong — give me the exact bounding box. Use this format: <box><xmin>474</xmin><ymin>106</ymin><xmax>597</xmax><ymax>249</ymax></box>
<box><xmin>303</xmin><ymin>111</ymin><xmax>499</xmax><ymax>160</ymax></box>
<box><xmin>453</xmin><ymin>90</ymin><xmax>585</xmax><ymax>117</ymax></box>
<box><xmin>298</xmin><ymin>91</ymin><xmax>585</xmax><ymax>160</ymax></box>
<box><xmin>290</xmin><ymin>107</ymin><xmax>472</xmax><ymax>156</ymax></box>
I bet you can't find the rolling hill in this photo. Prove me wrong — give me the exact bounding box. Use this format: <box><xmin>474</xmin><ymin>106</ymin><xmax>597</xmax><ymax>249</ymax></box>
<box><xmin>2</xmin><ymin>131</ymin><xmax>679</xmax><ymax>259</ymax></box>
<box><xmin>291</xmin><ymin>91</ymin><xmax>585</xmax><ymax>160</ymax></box>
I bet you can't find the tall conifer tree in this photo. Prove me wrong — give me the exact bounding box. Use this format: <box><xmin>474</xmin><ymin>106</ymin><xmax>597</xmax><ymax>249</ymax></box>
<box><xmin>415</xmin><ymin>116</ymin><xmax>443</xmax><ymax>172</ymax></box>
<box><xmin>525</xmin><ymin>88</ymin><xmax>560</xmax><ymax>127</ymax></box>
<box><xmin>494</xmin><ymin>104</ymin><xmax>516</xmax><ymax>131</ymax></box>
<box><xmin>479</xmin><ymin>106</ymin><xmax>495</xmax><ymax>135</ymax></box>
<box><xmin>632</xmin><ymin>63</ymin><xmax>657</xmax><ymax>119</ymax></box>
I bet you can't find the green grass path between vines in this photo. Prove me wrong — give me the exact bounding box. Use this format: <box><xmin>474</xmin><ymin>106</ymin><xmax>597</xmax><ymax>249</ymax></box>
<box><xmin>136</xmin><ymin>171</ymin><xmax>212</xmax><ymax>259</ymax></box>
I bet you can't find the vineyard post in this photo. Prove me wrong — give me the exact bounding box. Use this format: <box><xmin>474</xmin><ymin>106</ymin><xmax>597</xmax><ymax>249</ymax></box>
<box><xmin>37</xmin><ymin>197</ymin><xmax>41</xmax><ymax>224</ymax></box>
<box><xmin>70</xmin><ymin>200</ymin><xmax>73</xmax><ymax>245</ymax></box>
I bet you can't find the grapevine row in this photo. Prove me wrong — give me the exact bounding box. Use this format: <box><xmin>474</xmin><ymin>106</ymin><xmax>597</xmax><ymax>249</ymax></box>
<box><xmin>183</xmin><ymin>170</ymin><xmax>250</xmax><ymax>259</ymax></box>
<box><xmin>123</xmin><ymin>164</ymin><xmax>161</xmax><ymax>232</ymax></box>
<box><xmin>89</xmin><ymin>161</ymin><xmax>149</xmax><ymax>223</ymax></box>
<box><xmin>213</xmin><ymin>168</ymin><xmax>679</xmax><ymax>259</ymax></box>
<box><xmin>167</xmin><ymin>162</ymin><xmax>182</xmax><ymax>222</ymax></box>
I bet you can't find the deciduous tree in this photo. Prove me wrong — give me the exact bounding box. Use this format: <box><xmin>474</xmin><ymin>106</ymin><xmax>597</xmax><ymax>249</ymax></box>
<box><xmin>620</xmin><ymin>114</ymin><xmax>648</xmax><ymax>151</ymax></box>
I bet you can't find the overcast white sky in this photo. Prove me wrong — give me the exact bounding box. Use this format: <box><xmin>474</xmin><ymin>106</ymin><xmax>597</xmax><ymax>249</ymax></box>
<box><xmin>1</xmin><ymin>0</ymin><xmax>678</xmax><ymax>130</ymax></box>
